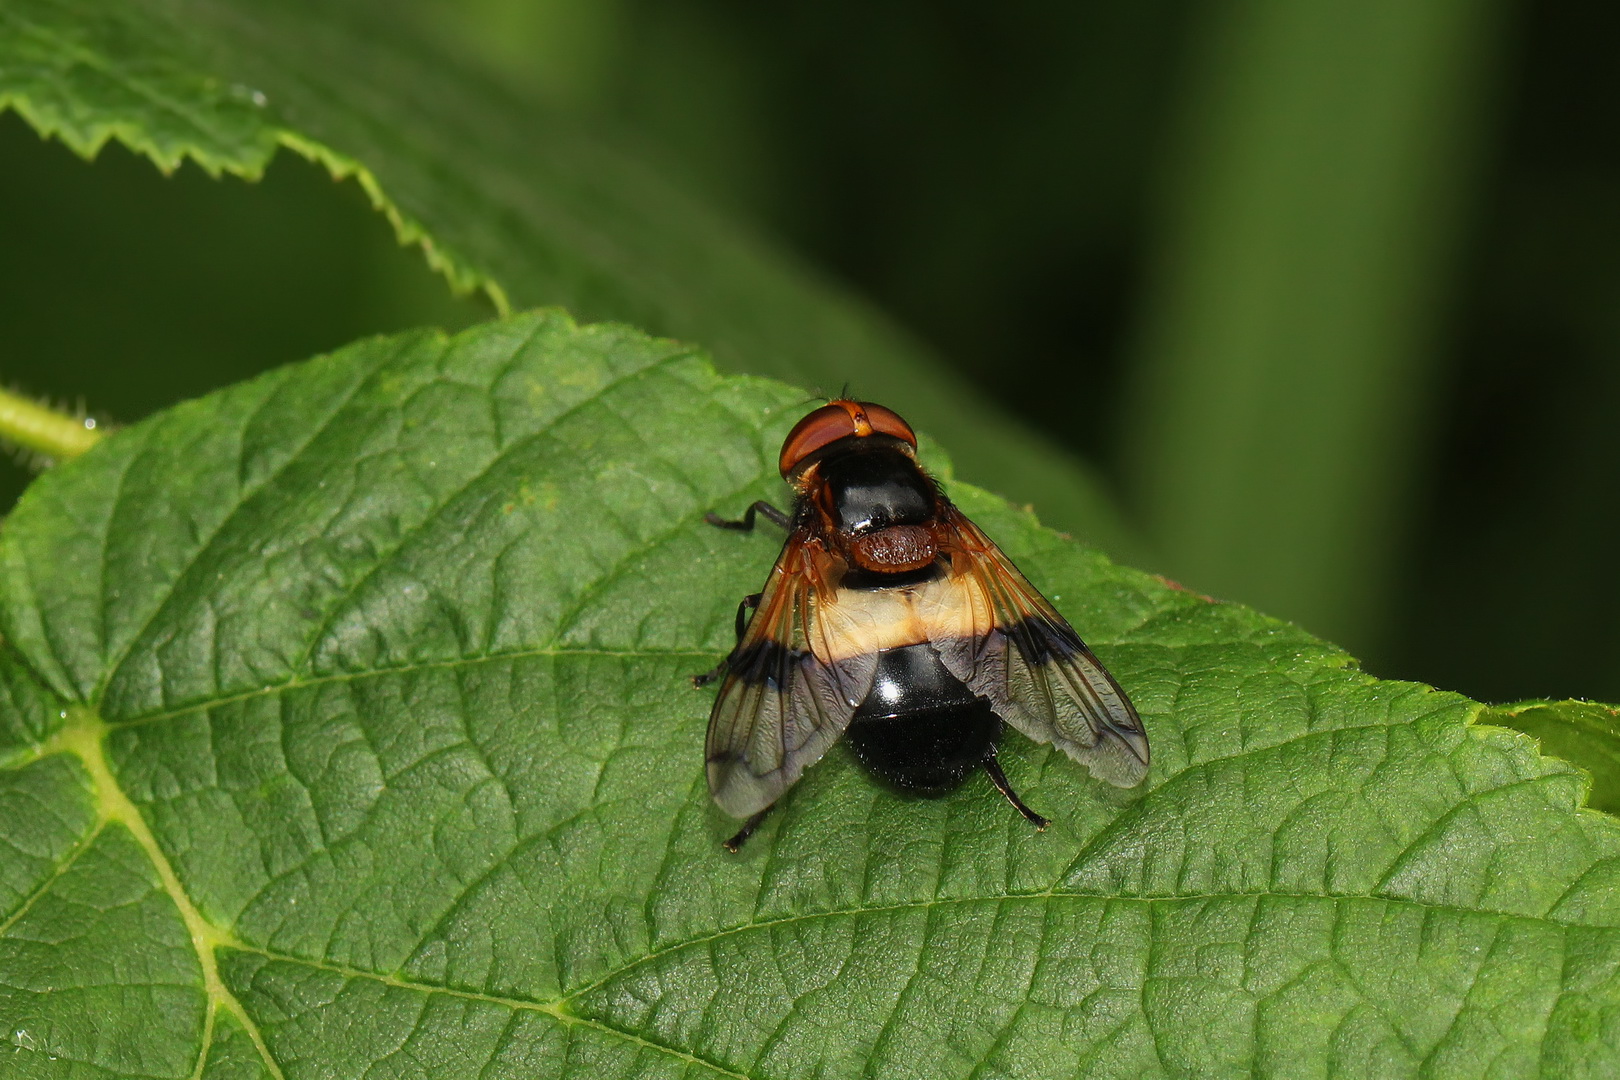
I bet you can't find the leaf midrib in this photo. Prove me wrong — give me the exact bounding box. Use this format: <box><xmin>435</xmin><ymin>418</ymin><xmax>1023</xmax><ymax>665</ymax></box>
<box><xmin>35</xmin><ymin>707</ymin><xmax>288</xmax><ymax>1080</ymax></box>
<box><xmin>171</xmin><ymin>888</ymin><xmax>1609</xmax><ymax>1072</ymax></box>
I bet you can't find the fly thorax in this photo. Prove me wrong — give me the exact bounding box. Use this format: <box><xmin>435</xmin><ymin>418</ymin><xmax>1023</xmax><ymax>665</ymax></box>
<box><xmin>847</xmin><ymin>525</ymin><xmax>937</xmax><ymax>572</ymax></box>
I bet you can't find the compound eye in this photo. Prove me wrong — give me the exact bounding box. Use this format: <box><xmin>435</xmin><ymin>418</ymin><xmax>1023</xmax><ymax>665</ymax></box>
<box><xmin>857</xmin><ymin>401</ymin><xmax>917</xmax><ymax>447</ymax></box>
<box><xmin>778</xmin><ymin>404</ymin><xmax>855</xmax><ymax>477</ymax></box>
<box><xmin>777</xmin><ymin>400</ymin><xmax>917</xmax><ymax>477</ymax></box>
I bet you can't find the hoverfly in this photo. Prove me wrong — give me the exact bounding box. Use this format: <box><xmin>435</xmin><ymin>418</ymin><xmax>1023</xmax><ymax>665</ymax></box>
<box><xmin>695</xmin><ymin>400</ymin><xmax>1148</xmax><ymax>851</ymax></box>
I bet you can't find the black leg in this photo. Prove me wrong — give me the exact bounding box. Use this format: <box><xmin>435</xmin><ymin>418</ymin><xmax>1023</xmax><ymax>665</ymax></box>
<box><xmin>983</xmin><ymin>757</ymin><xmax>1049</xmax><ymax>830</ymax></box>
<box><xmin>691</xmin><ymin>592</ymin><xmax>762</xmax><ymax>687</ymax></box>
<box><xmin>723</xmin><ymin>805</ymin><xmax>774</xmax><ymax>852</ymax></box>
<box><xmin>706</xmin><ymin>501</ymin><xmax>790</xmax><ymax>532</ymax></box>
<box><xmin>732</xmin><ymin>592</ymin><xmax>762</xmax><ymax>641</ymax></box>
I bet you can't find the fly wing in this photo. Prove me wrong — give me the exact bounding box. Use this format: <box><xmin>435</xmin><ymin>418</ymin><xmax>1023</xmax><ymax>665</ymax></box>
<box><xmin>936</xmin><ymin>507</ymin><xmax>1149</xmax><ymax>787</ymax></box>
<box><xmin>705</xmin><ymin>535</ymin><xmax>876</xmax><ymax>819</ymax></box>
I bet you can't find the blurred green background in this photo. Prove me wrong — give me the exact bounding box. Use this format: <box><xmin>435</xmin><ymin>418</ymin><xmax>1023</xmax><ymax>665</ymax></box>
<box><xmin>2</xmin><ymin>0</ymin><xmax>1617</xmax><ymax>704</ymax></box>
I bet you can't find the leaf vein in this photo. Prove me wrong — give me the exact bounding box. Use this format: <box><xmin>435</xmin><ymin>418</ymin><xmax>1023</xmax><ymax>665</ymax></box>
<box><xmin>286</xmin><ymin>345</ymin><xmax>687</xmax><ymax>680</ymax></box>
<box><xmin>96</xmin><ymin>350</ymin><xmax>396</xmax><ymax>707</ymax></box>
<box><xmin>546</xmin><ymin>467</ymin><xmax>780</xmax><ymax>646</ymax></box>
<box><xmin>109</xmin><ymin>646</ymin><xmax>716</xmax><ymax>730</ymax></box>
<box><xmin>0</xmin><ymin>819</ymin><xmax>104</xmax><ymax>939</ymax></box>
<box><xmin>1055</xmin><ymin>697</ymin><xmax>1480</xmax><ymax>885</ymax></box>
<box><xmin>561</xmin><ymin>887</ymin><xmax>1618</xmax><ymax>1010</ymax></box>
<box><xmin>218</xmin><ymin>941</ymin><xmax>753</xmax><ymax>1079</ymax></box>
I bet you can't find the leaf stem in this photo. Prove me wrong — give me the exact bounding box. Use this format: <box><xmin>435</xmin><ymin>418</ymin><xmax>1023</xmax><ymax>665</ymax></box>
<box><xmin>0</xmin><ymin>386</ymin><xmax>103</xmax><ymax>461</ymax></box>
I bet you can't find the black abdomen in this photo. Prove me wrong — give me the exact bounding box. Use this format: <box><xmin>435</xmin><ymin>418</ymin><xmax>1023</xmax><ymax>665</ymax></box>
<box><xmin>845</xmin><ymin>644</ymin><xmax>1001</xmax><ymax>796</ymax></box>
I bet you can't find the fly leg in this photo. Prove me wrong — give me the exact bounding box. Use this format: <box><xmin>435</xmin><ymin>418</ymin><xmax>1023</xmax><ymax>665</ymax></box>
<box><xmin>691</xmin><ymin>663</ymin><xmax>727</xmax><ymax>688</ymax></box>
<box><xmin>691</xmin><ymin>593</ymin><xmax>761</xmax><ymax>686</ymax></box>
<box><xmin>983</xmin><ymin>756</ymin><xmax>1050</xmax><ymax>831</ymax></box>
<box><xmin>693</xmin><ymin>499</ymin><xmax>784</xmax><ymax>685</ymax></box>
<box><xmin>723</xmin><ymin>805</ymin><xmax>774</xmax><ymax>852</ymax></box>
<box><xmin>705</xmin><ymin>501</ymin><xmax>790</xmax><ymax>532</ymax></box>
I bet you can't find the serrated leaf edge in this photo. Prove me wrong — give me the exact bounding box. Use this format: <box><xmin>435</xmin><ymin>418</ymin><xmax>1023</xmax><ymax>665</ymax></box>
<box><xmin>0</xmin><ymin>96</ymin><xmax>510</xmax><ymax>322</ymax></box>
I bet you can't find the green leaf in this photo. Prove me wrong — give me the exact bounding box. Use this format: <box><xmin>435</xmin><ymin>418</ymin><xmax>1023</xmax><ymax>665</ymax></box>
<box><xmin>1485</xmin><ymin>701</ymin><xmax>1620</xmax><ymax>817</ymax></box>
<box><xmin>2</xmin><ymin>310</ymin><xmax>1619</xmax><ymax>1076</ymax></box>
<box><xmin>0</xmin><ymin>0</ymin><xmax>1136</xmax><ymax>554</ymax></box>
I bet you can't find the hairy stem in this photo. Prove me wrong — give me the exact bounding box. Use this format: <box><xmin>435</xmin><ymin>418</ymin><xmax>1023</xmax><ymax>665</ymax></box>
<box><xmin>0</xmin><ymin>386</ymin><xmax>103</xmax><ymax>461</ymax></box>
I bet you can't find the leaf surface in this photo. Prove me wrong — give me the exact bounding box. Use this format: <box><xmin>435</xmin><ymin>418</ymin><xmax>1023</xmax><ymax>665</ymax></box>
<box><xmin>0</xmin><ymin>0</ymin><xmax>1134</xmax><ymax>552</ymax></box>
<box><xmin>1</xmin><ymin>311</ymin><xmax>1619</xmax><ymax>1077</ymax></box>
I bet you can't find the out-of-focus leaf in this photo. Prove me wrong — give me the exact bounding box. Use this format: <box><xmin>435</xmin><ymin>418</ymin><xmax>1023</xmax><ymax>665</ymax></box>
<box><xmin>0</xmin><ymin>0</ymin><xmax>1136</xmax><ymax>554</ymax></box>
<box><xmin>1123</xmin><ymin>0</ymin><xmax>1504</xmax><ymax>642</ymax></box>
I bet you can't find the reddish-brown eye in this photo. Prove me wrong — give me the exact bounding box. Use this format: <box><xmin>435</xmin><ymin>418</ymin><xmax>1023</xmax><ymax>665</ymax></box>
<box><xmin>777</xmin><ymin>400</ymin><xmax>918</xmax><ymax>477</ymax></box>
<box><xmin>859</xmin><ymin>401</ymin><xmax>917</xmax><ymax>446</ymax></box>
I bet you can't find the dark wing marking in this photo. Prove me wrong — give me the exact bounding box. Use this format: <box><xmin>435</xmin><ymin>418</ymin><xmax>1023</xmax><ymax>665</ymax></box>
<box><xmin>705</xmin><ymin>534</ymin><xmax>876</xmax><ymax>818</ymax></box>
<box><xmin>935</xmin><ymin>507</ymin><xmax>1149</xmax><ymax>787</ymax></box>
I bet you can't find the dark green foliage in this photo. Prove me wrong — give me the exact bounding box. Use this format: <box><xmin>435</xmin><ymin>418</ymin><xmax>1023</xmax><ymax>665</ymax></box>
<box><xmin>0</xmin><ymin>0</ymin><xmax>1136</xmax><ymax>555</ymax></box>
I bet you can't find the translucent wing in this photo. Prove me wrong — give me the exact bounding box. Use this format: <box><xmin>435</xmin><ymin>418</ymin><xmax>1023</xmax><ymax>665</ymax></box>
<box><xmin>705</xmin><ymin>534</ymin><xmax>877</xmax><ymax>819</ymax></box>
<box><xmin>936</xmin><ymin>506</ymin><xmax>1149</xmax><ymax>787</ymax></box>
